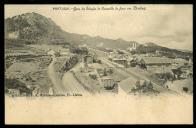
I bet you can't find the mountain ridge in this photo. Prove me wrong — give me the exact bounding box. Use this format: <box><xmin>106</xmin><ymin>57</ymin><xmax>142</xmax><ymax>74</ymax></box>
<box><xmin>4</xmin><ymin>12</ymin><xmax>143</xmax><ymax>49</ymax></box>
<box><xmin>5</xmin><ymin>12</ymin><xmax>192</xmax><ymax>59</ymax></box>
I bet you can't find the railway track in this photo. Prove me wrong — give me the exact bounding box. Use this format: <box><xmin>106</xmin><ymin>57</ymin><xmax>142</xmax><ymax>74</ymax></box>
<box><xmin>101</xmin><ymin>57</ymin><xmax>179</xmax><ymax>95</ymax></box>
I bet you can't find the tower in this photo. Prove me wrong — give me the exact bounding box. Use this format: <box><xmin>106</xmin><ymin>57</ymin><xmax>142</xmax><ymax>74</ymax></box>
<box><xmin>132</xmin><ymin>42</ymin><xmax>136</xmax><ymax>50</ymax></box>
<box><xmin>127</xmin><ymin>42</ymin><xmax>137</xmax><ymax>52</ymax></box>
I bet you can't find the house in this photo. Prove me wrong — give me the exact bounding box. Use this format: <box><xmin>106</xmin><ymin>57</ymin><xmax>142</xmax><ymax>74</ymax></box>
<box><xmin>173</xmin><ymin>65</ymin><xmax>193</xmax><ymax>79</ymax></box>
<box><xmin>171</xmin><ymin>68</ymin><xmax>183</xmax><ymax>79</ymax></box>
<box><xmin>89</xmin><ymin>71</ymin><xmax>98</xmax><ymax>80</ymax></box>
<box><xmin>96</xmin><ymin>67</ymin><xmax>113</xmax><ymax>77</ymax></box>
<box><xmin>20</xmin><ymin>92</ymin><xmax>28</xmax><ymax>96</ymax></box>
<box><xmin>138</xmin><ymin>57</ymin><xmax>173</xmax><ymax>66</ymax></box>
<box><xmin>19</xmin><ymin>87</ymin><xmax>32</xmax><ymax>96</ymax></box>
<box><xmin>83</xmin><ymin>55</ymin><xmax>94</xmax><ymax>64</ymax></box>
<box><xmin>96</xmin><ymin>68</ymin><xmax>105</xmax><ymax>77</ymax></box>
<box><xmin>48</xmin><ymin>87</ymin><xmax>54</xmax><ymax>95</ymax></box>
<box><xmin>32</xmin><ymin>87</ymin><xmax>40</xmax><ymax>96</ymax></box>
<box><xmin>112</xmin><ymin>57</ymin><xmax>127</xmax><ymax>63</ymax></box>
<box><xmin>112</xmin><ymin>58</ymin><xmax>127</xmax><ymax>66</ymax></box>
<box><xmin>180</xmin><ymin>69</ymin><xmax>193</xmax><ymax>79</ymax></box>
<box><xmin>108</xmin><ymin>53</ymin><xmax>118</xmax><ymax>61</ymax></box>
<box><xmin>70</xmin><ymin>46</ymin><xmax>88</xmax><ymax>54</ymax></box>
<box><xmin>173</xmin><ymin>58</ymin><xmax>188</xmax><ymax>67</ymax></box>
<box><xmin>109</xmin><ymin>54</ymin><xmax>134</xmax><ymax>67</ymax></box>
<box><xmin>117</xmin><ymin>49</ymin><xmax>128</xmax><ymax>54</ymax></box>
<box><xmin>101</xmin><ymin>76</ymin><xmax>116</xmax><ymax>90</ymax></box>
<box><xmin>54</xmin><ymin>51</ymin><xmax>60</xmax><ymax>57</ymax></box>
<box><xmin>87</xmin><ymin>63</ymin><xmax>109</xmax><ymax>76</ymax></box>
<box><xmin>79</xmin><ymin>44</ymin><xmax>87</xmax><ymax>48</ymax></box>
<box><xmin>39</xmin><ymin>88</ymin><xmax>50</xmax><ymax>96</ymax></box>
<box><xmin>60</xmin><ymin>52</ymin><xmax>69</xmax><ymax>56</ymax></box>
<box><xmin>47</xmin><ymin>49</ymin><xmax>56</xmax><ymax>56</ymax></box>
<box><xmin>7</xmin><ymin>88</ymin><xmax>20</xmax><ymax>97</ymax></box>
<box><xmin>8</xmin><ymin>31</ymin><xmax>19</xmax><ymax>39</ymax></box>
<box><xmin>126</xmin><ymin>57</ymin><xmax>136</xmax><ymax>67</ymax></box>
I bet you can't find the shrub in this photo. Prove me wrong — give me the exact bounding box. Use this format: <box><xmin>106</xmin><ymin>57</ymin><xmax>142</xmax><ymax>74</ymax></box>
<box><xmin>135</xmin><ymin>80</ymin><xmax>141</xmax><ymax>89</ymax></box>
<box><xmin>182</xmin><ymin>87</ymin><xmax>188</xmax><ymax>93</ymax></box>
<box><xmin>89</xmin><ymin>74</ymin><xmax>97</xmax><ymax>80</ymax></box>
<box><xmin>148</xmin><ymin>81</ymin><xmax>153</xmax><ymax>90</ymax></box>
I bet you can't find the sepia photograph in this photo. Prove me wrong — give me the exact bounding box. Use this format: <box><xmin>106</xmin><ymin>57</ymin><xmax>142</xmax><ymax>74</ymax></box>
<box><xmin>4</xmin><ymin>4</ymin><xmax>193</xmax><ymax>124</ymax></box>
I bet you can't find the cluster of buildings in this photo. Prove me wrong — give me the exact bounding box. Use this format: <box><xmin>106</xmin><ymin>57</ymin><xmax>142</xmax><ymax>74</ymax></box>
<box><xmin>6</xmin><ymin>85</ymin><xmax>55</xmax><ymax>97</ymax></box>
<box><xmin>80</xmin><ymin>55</ymin><xmax>117</xmax><ymax>90</ymax></box>
<box><xmin>108</xmin><ymin>50</ymin><xmax>193</xmax><ymax>79</ymax></box>
<box><xmin>108</xmin><ymin>54</ymin><xmax>135</xmax><ymax>68</ymax></box>
<box><xmin>127</xmin><ymin>42</ymin><xmax>137</xmax><ymax>52</ymax></box>
<box><xmin>106</xmin><ymin>47</ymin><xmax>193</xmax><ymax>94</ymax></box>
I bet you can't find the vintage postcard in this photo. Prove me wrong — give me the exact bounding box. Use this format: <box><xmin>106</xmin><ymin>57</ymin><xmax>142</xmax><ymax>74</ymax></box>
<box><xmin>4</xmin><ymin>4</ymin><xmax>193</xmax><ymax>124</ymax></box>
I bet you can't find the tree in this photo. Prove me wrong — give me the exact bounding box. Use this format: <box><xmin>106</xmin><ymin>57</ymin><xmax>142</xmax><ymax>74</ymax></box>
<box><xmin>142</xmin><ymin>80</ymin><xmax>148</xmax><ymax>87</ymax></box>
<box><xmin>148</xmin><ymin>81</ymin><xmax>153</xmax><ymax>90</ymax></box>
<box><xmin>108</xmin><ymin>68</ymin><xmax>113</xmax><ymax>74</ymax></box>
<box><xmin>97</xmin><ymin>59</ymin><xmax>102</xmax><ymax>64</ymax></box>
<box><xmin>182</xmin><ymin>87</ymin><xmax>188</xmax><ymax>93</ymax></box>
<box><xmin>171</xmin><ymin>69</ymin><xmax>182</xmax><ymax>79</ymax></box>
<box><xmin>135</xmin><ymin>80</ymin><xmax>141</xmax><ymax>90</ymax></box>
<box><xmin>103</xmin><ymin>68</ymin><xmax>107</xmax><ymax>76</ymax></box>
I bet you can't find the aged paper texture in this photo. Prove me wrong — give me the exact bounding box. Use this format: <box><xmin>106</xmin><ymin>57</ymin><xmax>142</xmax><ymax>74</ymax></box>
<box><xmin>4</xmin><ymin>4</ymin><xmax>193</xmax><ymax>124</ymax></box>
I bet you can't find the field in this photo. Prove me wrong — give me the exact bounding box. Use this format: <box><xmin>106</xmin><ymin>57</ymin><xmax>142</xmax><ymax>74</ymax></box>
<box><xmin>73</xmin><ymin>72</ymin><xmax>100</xmax><ymax>94</ymax></box>
<box><xmin>28</xmin><ymin>44</ymin><xmax>70</xmax><ymax>53</ymax></box>
<box><xmin>5</xmin><ymin>42</ymin><xmax>55</xmax><ymax>95</ymax></box>
<box><xmin>109</xmin><ymin>68</ymin><xmax>130</xmax><ymax>82</ymax></box>
<box><xmin>5</xmin><ymin>55</ymin><xmax>53</xmax><ymax>93</ymax></box>
<box><xmin>125</xmin><ymin>67</ymin><xmax>167</xmax><ymax>86</ymax></box>
<box><xmin>5</xmin><ymin>40</ymin><xmax>83</xmax><ymax>96</ymax></box>
<box><xmin>165</xmin><ymin>78</ymin><xmax>193</xmax><ymax>94</ymax></box>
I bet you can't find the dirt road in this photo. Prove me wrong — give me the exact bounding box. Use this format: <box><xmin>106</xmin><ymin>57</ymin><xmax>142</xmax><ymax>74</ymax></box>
<box><xmin>48</xmin><ymin>54</ymin><xmax>90</xmax><ymax>95</ymax></box>
<box><xmin>62</xmin><ymin>70</ymin><xmax>90</xmax><ymax>95</ymax></box>
<box><xmin>48</xmin><ymin>55</ymin><xmax>65</xmax><ymax>94</ymax></box>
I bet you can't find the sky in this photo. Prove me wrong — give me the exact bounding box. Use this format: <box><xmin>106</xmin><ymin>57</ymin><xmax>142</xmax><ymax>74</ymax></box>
<box><xmin>5</xmin><ymin>4</ymin><xmax>193</xmax><ymax>51</ymax></box>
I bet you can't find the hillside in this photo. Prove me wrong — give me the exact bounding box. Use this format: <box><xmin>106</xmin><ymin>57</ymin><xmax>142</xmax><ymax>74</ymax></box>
<box><xmin>5</xmin><ymin>12</ymin><xmax>192</xmax><ymax>59</ymax></box>
<box><xmin>5</xmin><ymin>12</ymin><xmax>136</xmax><ymax>49</ymax></box>
<box><xmin>135</xmin><ymin>43</ymin><xmax>192</xmax><ymax>59</ymax></box>
<box><xmin>5</xmin><ymin>12</ymin><xmax>68</xmax><ymax>44</ymax></box>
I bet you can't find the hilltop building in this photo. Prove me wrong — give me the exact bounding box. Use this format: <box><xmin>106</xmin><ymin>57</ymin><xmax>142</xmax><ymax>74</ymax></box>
<box><xmin>127</xmin><ymin>42</ymin><xmax>137</xmax><ymax>52</ymax></box>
